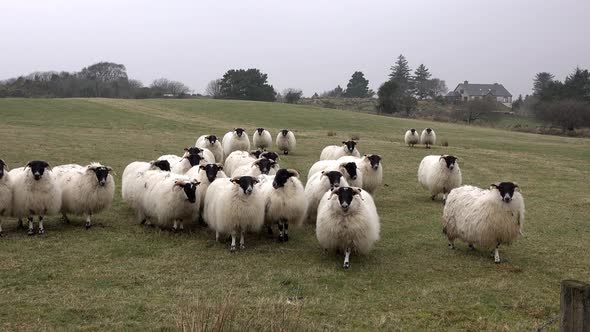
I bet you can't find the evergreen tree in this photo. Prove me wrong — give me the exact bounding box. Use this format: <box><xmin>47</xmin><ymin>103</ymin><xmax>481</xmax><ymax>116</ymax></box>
<box><xmin>389</xmin><ymin>54</ymin><xmax>412</xmax><ymax>91</ymax></box>
<box><xmin>343</xmin><ymin>71</ymin><xmax>372</xmax><ymax>98</ymax></box>
<box><xmin>413</xmin><ymin>64</ymin><xmax>432</xmax><ymax>99</ymax></box>
<box><xmin>533</xmin><ymin>72</ymin><xmax>554</xmax><ymax>96</ymax></box>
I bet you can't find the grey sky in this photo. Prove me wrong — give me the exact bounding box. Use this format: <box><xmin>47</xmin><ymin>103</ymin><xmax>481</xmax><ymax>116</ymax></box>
<box><xmin>1</xmin><ymin>0</ymin><xmax>588</xmax><ymax>98</ymax></box>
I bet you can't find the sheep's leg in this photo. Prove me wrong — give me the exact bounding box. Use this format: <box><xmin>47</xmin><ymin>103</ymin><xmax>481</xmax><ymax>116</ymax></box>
<box><xmin>38</xmin><ymin>216</ymin><xmax>45</xmax><ymax>235</ymax></box>
<box><xmin>267</xmin><ymin>225</ymin><xmax>273</xmax><ymax>235</ymax></box>
<box><xmin>230</xmin><ymin>230</ymin><xmax>237</xmax><ymax>252</ymax></box>
<box><xmin>239</xmin><ymin>230</ymin><xmax>245</xmax><ymax>250</ymax></box>
<box><xmin>27</xmin><ymin>217</ymin><xmax>34</xmax><ymax>236</ymax></box>
<box><xmin>469</xmin><ymin>244</ymin><xmax>475</xmax><ymax>250</ymax></box>
<box><xmin>493</xmin><ymin>244</ymin><xmax>501</xmax><ymax>263</ymax></box>
<box><xmin>277</xmin><ymin>221</ymin><xmax>284</xmax><ymax>242</ymax></box>
<box><xmin>62</xmin><ymin>213</ymin><xmax>70</xmax><ymax>224</ymax></box>
<box><xmin>284</xmin><ymin>221</ymin><xmax>289</xmax><ymax>242</ymax></box>
<box><xmin>17</xmin><ymin>218</ymin><xmax>24</xmax><ymax>230</ymax></box>
<box><xmin>85</xmin><ymin>213</ymin><xmax>92</xmax><ymax>230</ymax></box>
<box><xmin>172</xmin><ymin>220</ymin><xmax>178</xmax><ymax>233</ymax></box>
<box><xmin>343</xmin><ymin>248</ymin><xmax>351</xmax><ymax>269</ymax></box>
<box><xmin>0</xmin><ymin>219</ymin><xmax>3</xmax><ymax>237</ymax></box>
<box><xmin>179</xmin><ymin>220</ymin><xmax>184</xmax><ymax>231</ymax></box>
<box><xmin>215</xmin><ymin>231</ymin><xmax>220</xmax><ymax>242</ymax></box>
<box><xmin>431</xmin><ymin>195</ymin><xmax>436</xmax><ymax>201</ymax></box>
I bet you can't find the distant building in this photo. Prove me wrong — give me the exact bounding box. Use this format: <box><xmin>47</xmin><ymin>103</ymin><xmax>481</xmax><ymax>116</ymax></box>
<box><xmin>446</xmin><ymin>81</ymin><xmax>512</xmax><ymax>107</ymax></box>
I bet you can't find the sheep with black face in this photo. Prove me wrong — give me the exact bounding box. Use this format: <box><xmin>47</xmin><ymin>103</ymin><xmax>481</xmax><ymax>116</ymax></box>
<box><xmin>307</xmin><ymin>160</ymin><xmax>362</xmax><ymax>188</ymax></box>
<box><xmin>0</xmin><ymin>159</ymin><xmax>12</xmax><ymax>236</ymax></box>
<box><xmin>252</xmin><ymin>128</ymin><xmax>272</xmax><ymax>150</ymax></box>
<box><xmin>122</xmin><ymin>160</ymin><xmax>170</xmax><ymax>211</ymax></box>
<box><xmin>53</xmin><ymin>162</ymin><xmax>115</xmax><ymax>229</ymax></box>
<box><xmin>196</xmin><ymin>134</ymin><xmax>223</xmax><ymax>162</ymax></box>
<box><xmin>185</xmin><ymin>163</ymin><xmax>227</xmax><ymax>219</ymax></box>
<box><xmin>276</xmin><ymin>129</ymin><xmax>296</xmax><ymax>155</ymax></box>
<box><xmin>418</xmin><ymin>154</ymin><xmax>462</xmax><ymax>201</ymax></box>
<box><xmin>316</xmin><ymin>187</ymin><xmax>380</xmax><ymax>269</ymax></box>
<box><xmin>320</xmin><ymin>140</ymin><xmax>360</xmax><ymax>160</ymax></box>
<box><xmin>404</xmin><ymin>128</ymin><xmax>420</xmax><ymax>147</ymax></box>
<box><xmin>222</xmin><ymin>128</ymin><xmax>251</xmax><ymax>157</ymax></box>
<box><xmin>304</xmin><ymin>170</ymin><xmax>349</xmax><ymax>224</ymax></box>
<box><xmin>338</xmin><ymin>154</ymin><xmax>383</xmax><ymax>194</ymax></box>
<box><xmin>420</xmin><ymin>128</ymin><xmax>436</xmax><ymax>148</ymax></box>
<box><xmin>442</xmin><ymin>182</ymin><xmax>525</xmax><ymax>263</ymax></box>
<box><xmin>231</xmin><ymin>158</ymin><xmax>278</xmax><ymax>177</ymax></box>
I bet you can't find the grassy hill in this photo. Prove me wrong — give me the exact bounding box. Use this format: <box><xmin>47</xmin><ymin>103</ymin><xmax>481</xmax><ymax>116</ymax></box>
<box><xmin>0</xmin><ymin>98</ymin><xmax>589</xmax><ymax>331</ymax></box>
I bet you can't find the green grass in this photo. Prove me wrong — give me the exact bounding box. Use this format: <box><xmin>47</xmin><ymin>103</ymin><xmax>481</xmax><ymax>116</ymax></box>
<box><xmin>0</xmin><ymin>98</ymin><xmax>589</xmax><ymax>331</ymax></box>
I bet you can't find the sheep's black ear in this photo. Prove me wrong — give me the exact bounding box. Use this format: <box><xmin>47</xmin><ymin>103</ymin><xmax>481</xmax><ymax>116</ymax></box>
<box><xmin>199</xmin><ymin>165</ymin><xmax>206</xmax><ymax>170</ymax></box>
<box><xmin>252</xmin><ymin>179</ymin><xmax>259</xmax><ymax>184</ymax></box>
<box><xmin>490</xmin><ymin>183</ymin><xmax>499</xmax><ymax>189</ymax></box>
<box><xmin>341</xmin><ymin>141</ymin><xmax>346</xmax><ymax>144</ymax></box>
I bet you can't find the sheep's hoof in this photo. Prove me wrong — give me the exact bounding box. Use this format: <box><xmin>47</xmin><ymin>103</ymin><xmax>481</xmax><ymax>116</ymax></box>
<box><xmin>284</xmin><ymin>234</ymin><xmax>289</xmax><ymax>242</ymax></box>
<box><xmin>284</xmin><ymin>151</ymin><xmax>288</xmax><ymax>155</ymax></box>
<box><xmin>278</xmin><ymin>235</ymin><xmax>285</xmax><ymax>243</ymax></box>
<box><xmin>343</xmin><ymin>262</ymin><xmax>350</xmax><ymax>269</ymax></box>
<box><xmin>172</xmin><ymin>227</ymin><xmax>178</xmax><ymax>233</ymax></box>
<box><xmin>38</xmin><ymin>228</ymin><xmax>45</xmax><ymax>235</ymax></box>
<box><xmin>230</xmin><ymin>245</ymin><xmax>236</xmax><ymax>253</ymax></box>
<box><xmin>448</xmin><ymin>243</ymin><xmax>455</xmax><ymax>249</ymax></box>
<box><xmin>494</xmin><ymin>258</ymin><xmax>501</xmax><ymax>264</ymax></box>
<box><xmin>240</xmin><ymin>244</ymin><xmax>246</xmax><ymax>250</ymax></box>
<box><xmin>431</xmin><ymin>195</ymin><xmax>436</xmax><ymax>201</ymax></box>
<box><xmin>267</xmin><ymin>226</ymin><xmax>273</xmax><ymax>235</ymax></box>
<box><xmin>16</xmin><ymin>222</ymin><xmax>24</xmax><ymax>230</ymax></box>
<box><xmin>85</xmin><ymin>223</ymin><xmax>92</xmax><ymax>230</ymax></box>
<box><xmin>27</xmin><ymin>229</ymin><xmax>35</xmax><ymax>236</ymax></box>
<box><xmin>469</xmin><ymin>244</ymin><xmax>475</xmax><ymax>250</ymax></box>
<box><xmin>62</xmin><ymin>217</ymin><xmax>70</xmax><ymax>224</ymax></box>
<box><xmin>140</xmin><ymin>219</ymin><xmax>146</xmax><ymax>225</ymax></box>
<box><xmin>0</xmin><ymin>231</ymin><xmax>3</xmax><ymax>237</ymax></box>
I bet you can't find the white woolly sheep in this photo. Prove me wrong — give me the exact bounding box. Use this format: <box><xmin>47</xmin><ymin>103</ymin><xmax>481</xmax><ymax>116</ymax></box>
<box><xmin>304</xmin><ymin>170</ymin><xmax>349</xmax><ymax>224</ymax></box>
<box><xmin>404</xmin><ymin>128</ymin><xmax>420</xmax><ymax>147</ymax></box>
<box><xmin>222</xmin><ymin>128</ymin><xmax>250</xmax><ymax>156</ymax></box>
<box><xmin>418</xmin><ymin>155</ymin><xmax>462</xmax><ymax>201</ymax></box>
<box><xmin>223</xmin><ymin>150</ymin><xmax>256</xmax><ymax>176</ymax></box>
<box><xmin>316</xmin><ymin>187</ymin><xmax>380</xmax><ymax>269</ymax></box>
<box><xmin>196</xmin><ymin>135</ymin><xmax>223</xmax><ymax>162</ymax></box>
<box><xmin>53</xmin><ymin>163</ymin><xmax>115</xmax><ymax>229</ymax></box>
<box><xmin>252</xmin><ymin>128</ymin><xmax>272</xmax><ymax>150</ymax></box>
<box><xmin>257</xmin><ymin>169</ymin><xmax>307</xmax><ymax>242</ymax></box>
<box><xmin>442</xmin><ymin>182</ymin><xmax>525</xmax><ymax>263</ymax></box>
<box><xmin>10</xmin><ymin>160</ymin><xmax>62</xmax><ymax>235</ymax></box>
<box><xmin>420</xmin><ymin>128</ymin><xmax>436</xmax><ymax>148</ymax></box>
<box><xmin>0</xmin><ymin>159</ymin><xmax>12</xmax><ymax>236</ymax></box>
<box><xmin>185</xmin><ymin>163</ymin><xmax>227</xmax><ymax>218</ymax></box>
<box><xmin>276</xmin><ymin>129</ymin><xmax>296</xmax><ymax>155</ymax></box>
<box><xmin>231</xmin><ymin>158</ymin><xmax>278</xmax><ymax>177</ymax></box>
<box><xmin>203</xmin><ymin>176</ymin><xmax>265</xmax><ymax>252</ymax></box>
<box><xmin>338</xmin><ymin>154</ymin><xmax>383</xmax><ymax>194</ymax></box>
<box><xmin>122</xmin><ymin>160</ymin><xmax>171</xmax><ymax>210</ymax></box>
<box><xmin>320</xmin><ymin>140</ymin><xmax>360</xmax><ymax>160</ymax></box>
<box><xmin>168</xmin><ymin>147</ymin><xmax>207</xmax><ymax>174</ymax></box>
<box><xmin>307</xmin><ymin>160</ymin><xmax>363</xmax><ymax>188</ymax></box>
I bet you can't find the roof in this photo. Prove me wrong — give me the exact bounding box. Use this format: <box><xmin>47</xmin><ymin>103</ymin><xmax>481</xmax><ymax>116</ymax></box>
<box><xmin>454</xmin><ymin>83</ymin><xmax>512</xmax><ymax>97</ymax></box>
<box><xmin>445</xmin><ymin>91</ymin><xmax>461</xmax><ymax>97</ymax></box>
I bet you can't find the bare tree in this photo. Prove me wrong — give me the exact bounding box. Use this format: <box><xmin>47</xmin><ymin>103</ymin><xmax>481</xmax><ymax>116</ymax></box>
<box><xmin>205</xmin><ymin>79</ymin><xmax>222</xmax><ymax>98</ymax></box>
<box><xmin>283</xmin><ymin>88</ymin><xmax>303</xmax><ymax>104</ymax></box>
<box><xmin>453</xmin><ymin>97</ymin><xmax>497</xmax><ymax>124</ymax></box>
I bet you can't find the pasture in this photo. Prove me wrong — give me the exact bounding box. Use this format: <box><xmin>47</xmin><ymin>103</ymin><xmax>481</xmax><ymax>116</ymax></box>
<box><xmin>0</xmin><ymin>98</ymin><xmax>589</xmax><ymax>331</ymax></box>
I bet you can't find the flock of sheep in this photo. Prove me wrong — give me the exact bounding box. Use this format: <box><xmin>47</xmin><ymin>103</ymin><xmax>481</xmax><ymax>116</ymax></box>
<box><xmin>0</xmin><ymin>126</ymin><xmax>525</xmax><ymax>268</ymax></box>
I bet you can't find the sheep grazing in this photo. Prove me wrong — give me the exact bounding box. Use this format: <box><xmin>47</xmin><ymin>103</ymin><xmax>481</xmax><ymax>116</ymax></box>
<box><xmin>185</xmin><ymin>163</ymin><xmax>227</xmax><ymax>218</ymax></box>
<box><xmin>231</xmin><ymin>158</ymin><xmax>278</xmax><ymax>177</ymax></box>
<box><xmin>258</xmin><ymin>169</ymin><xmax>307</xmax><ymax>242</ymax></box>
<box><xmin>170</xmin><ymin>147</ymin><xmax>207</xmax><ymax>174</ymax></box>
<box><xmin>304</xmin><ymin>170</ymin><xmax>349</xmax><ymax>224</ymax></box>
<box><xmin>203</xmin><ymin>176</ymin><xmax>265</xmax><ymax>252</ymax></box>
<box><xmin>320</xmin><ymin>140</ymin><xmax>360</xmax><ymax>160</ymax></box>
<box><xmin>418</xmin><ymin>155</ymin><xmax>462</xmax><ymax>201</ymax></box>
<box><xmin>421</xmin><ymin>128</ymin><xmax>436</xmax><ymax>148</ymax></box>
<box><xmin>276</xmin><ymin>129</ymin><xmax>296</xmax><ymax>155</ymax></box>
<box><xmin>307</xmin><ymin>160</ymin><xmax>362</xmax><ymax>187</ymax></box>
<box><xmin>442</xmin><ymin>182</ymin><xmax>525</xmax><ymax>263</ymax></box>
<box><xmin>122</xmin><ymin>160</ymin><xmax>170</xmax><ymax>210</ymax></box>
<box><xmin>10</xmin><ymin>160</ymin><xmax>62</xmax><ymax>235</ymax></box>
<box><xmin>338</xmin><ymin>154</ymin><xmax>383</xmax><ymax>194</ymax></box>
<box><xmin>316</xmin><ymin>187</ymin><xmax>380</xmax><ymax>269</ymax></box>
<box><xmin>0</xmin><ymin>159</ymin><xmax>12</xmax><ymax>236</ymax></box>
<box><xmin>404</xmin><ymin>128</ymin><xmax>420</xmax><ymax>147</ymax></box>
<box><xmin>222</xmin><ymin>128</ymin><xmax>251</xmax><ymax>157</ymax></box>
<box><xmin>195</xmin><ymin>135</ymin><xmax>223</xmax><ymax>162</ymax></box>
<box><xmin>252</xmin><ymin>128</ymin><xmax>272</xmax><ymax>150</ymax></box>
<box><xmin>53</xmin><ymin>163</ymin><xmax>115</xmax><ymax>229</ymax></box>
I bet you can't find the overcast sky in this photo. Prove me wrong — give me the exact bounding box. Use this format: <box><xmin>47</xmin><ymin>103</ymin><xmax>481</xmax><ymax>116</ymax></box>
<box><xmin>1</xmin><ymin>0</ymin><xmax>588</xmax><ymax>97</ymax></box>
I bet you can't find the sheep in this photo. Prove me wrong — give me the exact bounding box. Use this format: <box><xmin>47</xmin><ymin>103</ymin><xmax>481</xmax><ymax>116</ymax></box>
<box><xmin>224</xmin><ymin>150</ymin><xmax>279</xmax><ymax>176</ymax></box>
<box><xmin>404</xmin><ymin>128</ymin><xmax>420</xmax><ymax>147</ymax></box>
<box><xmin>196</xmin><ymin>135</ymin><xmax>223</xmax><ymax>162</ymax></box>
<box><xmin>442</xmin><ymin>182</ymin><xmax>525</xmax><ymax>263</ymax></box>
<box><xmin>304</xmin><ymin>170</ymin><xmax>349</xmax><ymax>224</ymax></box>
<box><xmin>0</xmin><ymin>159</ymin><xmax>12</xmax><ymax>236</ymax></box>
<box><xmin>185</xmin><ymin>163</ymin><xmax>227</xmax><ymax>218</ymax></box>
<box><xmin>170</xmin><ymin>147</ymin><xmax>207</xmax><ymax>174</ymax></box>
<box><xmin>53</xmin><ymin>163</ymin><xmax>115</xmax><ymax>229</ymax></box>
<box><xmin>320</xmin><ymin>140</ymin><xmax>360</xmax><ymax>160</ymax></box>
<box><xmin>203</xmin><ymin>176</ymin><xmax>265</xmax><ymax>252</ymax></box>
<box><xmin>252</xmin><ymin>128</ymin><xmax>272</xmax><ymax>150</ymax></box>
<box><xmin>122</xmin><ymin>160</ymin><xmax>171</xmax><ymax>210</ymax></box>
<box><xmin>231</xmin><ymin>158</ymin><xmax>278</xmax><ymax>177</ymax></box>
<box><xmin>418</xmin><ymin>155</ymin><xmax>462</xmax><ymax>201</ymax></box>
<box><xmin>338</xmin><ymin>154</ymin><xmax>383</xmax><ymax>194</ymax></box>
<box><xmin>10</xmin><ymin>160</ymin><xmax>62</xmax><ymax>235</ymax></box>
<box><xmin>307</xmin><ymin>160</ymin><xmax>363</xmax><ymax>187</ymax></box>
<box><xmin>276</xmin><ymin>129</ymin><xmax>296</xmax><ymax>155</ymax></box>
<box><xmin>222</xmin><ymin>128</ymin><xmax>250</xmax><ymax>156</ymax></box>
<box><xmin>421</xmin><ymin>128</ymin><xmax>436</xmax><ymax>148</ymax></box>
<box><xmin>138</xmin><ymin>170</ymin><xmax>200</xmax><ymax>231</ymax></box>
<box><xmin>316</xmin><ymin>187</ymin><xmax>380</xmax><ymax>269</ymax></box>
<box><xmin>257</xmin><ymin>169</ymin><xmax>307</xmax><ymax>242</ymax></box>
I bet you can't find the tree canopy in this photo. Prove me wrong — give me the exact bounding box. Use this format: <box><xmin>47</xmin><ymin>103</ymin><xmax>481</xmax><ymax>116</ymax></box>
<box><xmin>217</xmin><ymin>68</ymin><xmax>276</xmax><ymax>101</ymax></box>
<box><xmin>343</xmin><ymin>71</ymin><xmax>374</xmax><ymax>98</ymax></box>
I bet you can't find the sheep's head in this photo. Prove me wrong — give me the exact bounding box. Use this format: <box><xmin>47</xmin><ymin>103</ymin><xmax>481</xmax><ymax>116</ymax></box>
<box><xmin>174</xmin><ymin>179</ymin><xmax>200</xmax><ymax>203</ymax></box>
<box><xmin>365</xmin><ymin>154</ymin><xmax>382</xmax><ymax>170</ymax></box>
<box><xmin>328</xmin><ymin>187</ymin><xmax>363</xmax><ymax>212</ymax></box>
<box><xmin>425</xmin><ymin>128</ymin><xmax>433</xmax><ymax>134</ymax></box>
<box><xmin>0</xmin><ymin>159</ymin><xmax>7</xmax><ymax>179</ymax></box>
<box><xmin>490</xmin><ymin>182</ymin><xmax>519</xmax><ymax>203</ymax></box>
<box><xmin>439</xmin><ymin>155</ymin><xmax>458</xmax><ymax>170</ymax></box>
<box><xmin>342</xmin><ymin>140</ymin><xmax>357</xmax><ymax>153</ymax></box>
<box><xmin>340</xmin><ymin>162</ymin><xmax>358</xmax><ymax>180</ymax></box>
<box><xmin>253</xmin><ymin>158</ymin><xmax>277</xmax><ymax>175</ymax></box>
<box><xmin>234</xmin><ymin>128</ymin><xmax>245</xmax><ymax>137</ymax></box>
<box><xmin>206</xmin><ymin>135</ymin><xmax>217</xmax><ymax>144</ymax></box>
<box><xmin>231</xmin><ymin>176</ymin><xmax>258</xmax><ymax>195</ymax></box>
<box><xmin>256</xmin><ymin>128</ymin><xmax>265</xmax><ymax>135</ymax></box>
<box><xmin>272</xmin><ymin>169</ymin><xmax>298</xmax><ymax>189</ymax></box>
<box><xmin>183</xmin><ymin>147</ymin><xmax>204</xmax><ymax>166</ymax></box>
<box><xmin>150</xmin><ymin>160</ymin><xmax>171</xmax><ymax>172</ymax></box>
<box><xmin>410</xmin><ymin>128</ymin><xmax>416</xmax><ymax>134</ymax></box>
<box><xmin>199</xmin><ymin>163</ymin><xmax>223</xmax><ymax>183</ymax></box>
<box><xmin>25</xmin><ymin>160</ymin><xmax>50</xmax><ymax>180</ymax></box>
<box><xmin>320</xmin><ymin>170</ymin><xmax>344</xmax><ymax>190</ymax></box>
<box><xmin>87</xmin><ymin>163</ymin><xmax>114</xmax><ymax>186</ymax></box>
<box><xmin>280</xmin><ymin>129</ymin><xmax>289</xmax><ymax>137</ymax></box>
<box><xmin>260</xmin><ymin>151</ymin><xmax>279</xmax><ymax>161</ymax></box>
<box><xmin>250</xmin><ymin>150</ymin><xmax>264</xmax><ymax>159</ymax></box>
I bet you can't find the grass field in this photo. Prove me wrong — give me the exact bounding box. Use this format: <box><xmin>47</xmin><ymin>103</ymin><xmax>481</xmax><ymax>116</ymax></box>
<box><xmin>0</xmin><ymin>98</ymin><xmax>589</xmax><ymax>331</ymax></box>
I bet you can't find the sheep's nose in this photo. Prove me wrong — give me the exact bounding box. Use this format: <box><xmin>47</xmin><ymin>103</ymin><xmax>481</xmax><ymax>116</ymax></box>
<box><xmin>341</xmin><ymin>203</ymin><xmax>349</xmax><ymax>210</ymax></box>
<box><xmin>99</xmin><ymin>180</ymin><xmax>106</xmax><ymax>186</ymax></box>
<box><xmin>34</xmin><ymin>173</ymin><xmax>41</xmax><ymax>180</ymax></box>
<box><xmin>246</xmin><ymin>187</ymin><xmax>253</xmax><ymax>195</ymax></box>
<box><xmin>351</xmin><ymin>176</ymin><xmax>357</xmax><ymax>180</ymax></box>
<box><xmin>503</xmin><ymin>195</ymin><xmax>512</xmax><ymax>202</ymax></box>
<box><xmin>449</xmin><ymin>165</ymin><xmax>454</xmax><ymax>170</ymax></box>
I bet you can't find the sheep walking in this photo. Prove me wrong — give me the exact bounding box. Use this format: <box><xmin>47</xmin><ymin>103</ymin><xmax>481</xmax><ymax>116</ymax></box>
<box><xmin>196</xmin><ymin>135</ymin><xmax>223</xmax><ymax>162</ymax></box>
<box><xmin>307</xmin><ymin>160</ymin><xmax>363</xmax><ymax>188</ymax></box>
<box><xmin>420</xmin><ymin>128</ymin><xmax>436</xmax><ymax>148</ymax></box>
<box><xmin>53</xmin><ymin>163</ymin><xmax>115</xmax><ymax>229</ymax></box>
<box><xmin>252</xmin><ymin>128</ymin><xmax>272</xmax><ymax>150</ymax></box>
<box><xmin>203</xmin><ymin>176</ymin><xmax>264</xmax><ymax>252</ymax></box>
<box><xmin>276</xmin><ymin>129</ymin><xmax>296</xmax><ymax>155</ymax></box>
<box><xmin>442</xmin><ymin>182</ymin><xmax>525</xmax><ymax>263</ymax></box>
<box><xmin>304</xmin><ymin>170</ymin><xmax>349</xmax><ymax>224</ymax></box>
<box><xmin>404</xmin><ymin>129</ymin><xmax>420</xmax><ymax>147</ymax></box>
<box><xmin>222</xmin><ymin>128</ymin><xmax>250</xmax><ymax>156</ymax></box>
<box><xmin>0</xmin><ymin>159</ymin><xmax>12</xmax><ymax>236</ymax></box>
<box><xmin>320</xmin><ymin>140</ymin><xmax>360</xmax><ymax>160</ymax></box>
<box><xmin>418</xmin><ymin>155</ymin><xmax>462</xmax><ymax>201</ymax></box>
<box><xmin>316</xmin><ymin>187</ymin><xmax>380</xmax><ymax>269</ymax></box>
<box><xmin>10</xmin><ymin>160</ymin><xmax>62</xmax><ymax>235</ymax></box>
<box><xmin>338</xmin><ymin>154</ymin><xmax>382</xmax><ymax>194</ymax></box>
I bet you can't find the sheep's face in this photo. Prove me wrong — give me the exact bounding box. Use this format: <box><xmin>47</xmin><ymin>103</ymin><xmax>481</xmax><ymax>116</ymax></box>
<box><xmin>321</xmin><ymin>171</ymin><xmax>344</xmax><ymax>190</ymax></box>
<box><xmin>341</xmin><ymin>162</ymin><xmax>358</xmax><ymax>180</ymax></box>
<box><xmin>254</xmin><ymin>159</ymin><xmax>276</xmax><ymax>175</ymax></box>
<box><xmin>440</xmin><ymin>155</ymin><xmax>458</xmax><ymax>170</ymax></box>
<box><xmin>491</xmin><ymin>182</ymin><xmax>519</xmax><ymax>203</ymax></box>
<box><xmin>200</xmin><ymin>163</ymin><xmax>223</xmax><ymax>183</ymax></box>
<box><xmin>330</xmin><ymin>187</ymin><xmax>362</xmax><ymax>212</ymax></box>
<box><xmin>183</xmin><ymin>147</ymin><xmax>204</xmax><ymax>167</ymax></box>
<box><xmin>261</xmin><ymin>151</ymin><xmax>279</xmax><ymax>161</ymax></box>
<box><xmin>272</xmin><ymin>169</ymin><xmax>297</xmax><ymax>189</ymax></box>
<box><xmin>152</xmin><ymin>160</ymin><xmax>171</xmax><ymax>172</ymax></box>
<box><xmin>342</xmin><ymin>140</ymin><xmax>357</xmax><ymax>153</ymax></box>
<box><xmin>410</xmin><ymin>128</ymin><xmax>416</xmax><ymax>134</ymax></box>
<box><xmin>250</xmin><ymin>150</ymin><xmax>264</xmax><ymax>159</ymax></box>
<box><xmin>426</xmin><ymin>128</ymin><xmax>432</xmax><ymax>134</ymax></box>
<box><xmin>231</xmin><ymin>176</ymin><xmax>258</xmax><ymax>195</ymax></box>
<box><xmin>280</xmin><ymin>129</ymin><xmax>289</xmax><ymax>137</ymax></box>
<box><xmin>184</xmin><ymin>147</ymin><xmax>202</xmax><ymax>157</ymax></box>
<box><xmin>234</xmin><ymin>128</ymin><xmax>245</xmax><ymax>137</ymax></box>
<box><xmin>0</xmin><ymin>159</ymin><xmax>6</xmax><ymax>179</ymax></box>
<box><xmin>206</xmin><ymin>135</ymin><xmax>217</xmax><ymax>144</ymax></box>
<box><xmin>26</xmin><ymin>160</ymin><xmax>50</xmax><ymax>180</ymax></box>
<box><xmin>256</xmin><ymin>128</ymin><xmax>265</xmax><ymax>135</ymax></box>
<box><xmin>366</xmin><ymin>154</ymin><xmax>382</xmax><ymax>170</ymax></box>
<box><xmin>89</xmin><ymin>165</ymin><xmax>112</xmax><ymax>187</ymax></box>
<box><xmin>175</xmin><ymin>180</ymin><xmax>199</xmax><ymax>203</ymax></box>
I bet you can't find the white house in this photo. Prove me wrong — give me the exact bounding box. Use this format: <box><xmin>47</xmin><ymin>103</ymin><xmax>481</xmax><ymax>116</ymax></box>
<box><xmin>446</xmin><ymin>81</ymin><xmax>512</xmax><ymax>107</ymax></box>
